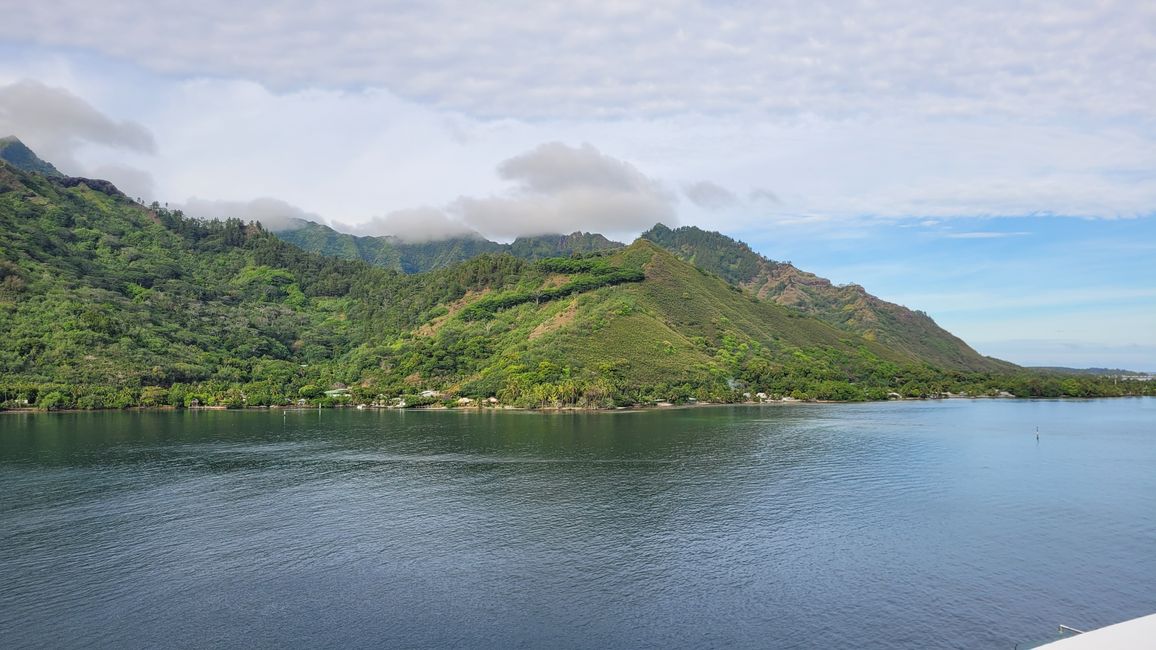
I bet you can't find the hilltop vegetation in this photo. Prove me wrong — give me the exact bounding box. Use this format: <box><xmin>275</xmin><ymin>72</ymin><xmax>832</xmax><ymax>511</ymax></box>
<box><xmin>0</xmin><ymin>153</ymin><xmax>1149</xmax><ymax>411</ymax></box>
<box><xmin>276</xmin><ymin>219</ymin><xmax>622</xmax><ymax>273</ymax></box>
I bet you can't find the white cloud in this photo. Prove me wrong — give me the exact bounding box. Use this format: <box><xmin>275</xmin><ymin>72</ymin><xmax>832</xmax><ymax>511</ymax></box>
<box><xmin>0</xmin><ymin>80</ymin><xmax>154</xmax><ymax>162</ymax></box>
<box><xmin>499</xmin><ymin>142</ymin><xmax>658</xmax><ymax>194</ymax></box>
<box><xmin>944</xmin><ymin>231</ymin><xmax>1031</xmax><ymax>239</ymax></box>
<box><xmin>748</xmin><ymin>188</ymin><xmax>781</xmax><ymax>205</ymax></box>
<box><xmin>336</xmin><ymin>207</ymin><xmax>480</xmax><ymax>243</ymax></box>
<box><xmin>454</xmin><ymin>142</ymin><xmax>675</xmax><ymax>239</ymax></box>
<box><xmin>88</xmin><ymin>163</ymin><xmax>155</xmax><ymax>201</ymax></box>
<box><xmin>5</xmin><ymin>58</ymin><xmax>1153</xmax><ymax>231</ymax></box>
<box><xmin>179</xmin><ymin>196</ymin><xmax>318</xmax><ymax>231</ymax></box>
<box><xmin>717</xmin><ymin>118</ymin><xmax>1156</xmax><ymax>221</ymax></box>
<box><xmin>684</xmin><ymin>181</ymin><xmax>737</xmax><ymax>210</ymax></box>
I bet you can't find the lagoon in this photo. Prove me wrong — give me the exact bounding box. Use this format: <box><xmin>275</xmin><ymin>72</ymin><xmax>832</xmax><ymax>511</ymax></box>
<box><xmin>2</xmin><ymin>399</ymin><xmax>1154</xmax><ymax>648</ymax></box>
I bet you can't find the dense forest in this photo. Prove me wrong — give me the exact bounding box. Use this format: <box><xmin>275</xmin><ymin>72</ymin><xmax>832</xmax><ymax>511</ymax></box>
<box><xmin>276</xmin><ymin>219</ymin><xmax>623</xmax><ymax>273</ymax></box>
<box><xmin>0</xmin><ymin>154</ymin><xmax>1151</xmax><ymax>411</ymax></box>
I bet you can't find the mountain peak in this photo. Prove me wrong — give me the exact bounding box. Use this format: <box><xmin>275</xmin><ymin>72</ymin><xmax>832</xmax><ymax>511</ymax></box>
<box><xmin>0</xmin><ymin>136</ymin><xmax>63</xmax><ymax>177</ymax></box>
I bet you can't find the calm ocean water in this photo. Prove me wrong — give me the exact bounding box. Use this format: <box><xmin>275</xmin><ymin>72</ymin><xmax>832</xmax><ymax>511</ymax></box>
<box><xmin>1</xmin><ymin>399</ymin><xmax>1154</xmax><ymax>649</ymax></box>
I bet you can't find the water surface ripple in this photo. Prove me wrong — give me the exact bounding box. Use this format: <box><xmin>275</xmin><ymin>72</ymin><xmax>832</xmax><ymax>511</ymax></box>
<box><xmin>2</xmin><ymin>399</ymin><xmax>1154</xmax><ymax>648</ymax></box>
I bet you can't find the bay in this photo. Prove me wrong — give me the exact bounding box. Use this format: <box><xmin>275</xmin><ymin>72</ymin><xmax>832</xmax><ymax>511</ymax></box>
<box><xmin>1</xmin><ymin>398</ymin><xmax>1154</xmax><ymax>648</ymax></box>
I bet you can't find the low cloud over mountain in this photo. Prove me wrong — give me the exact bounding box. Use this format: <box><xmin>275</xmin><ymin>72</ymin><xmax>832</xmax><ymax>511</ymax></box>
<box><xmin>179</xmin><ymin>196</ymin><xmax>319</xmax><ymax>232</ymax></box>
<box><xmin>453</xmin><ymin>142</ymin><xmax>675</xmax><ymax>240</ymax></box>
<box><xmin>336</xmin><ymin>207</ymin><xmax>481</xmax><ymax>243</ymax></box>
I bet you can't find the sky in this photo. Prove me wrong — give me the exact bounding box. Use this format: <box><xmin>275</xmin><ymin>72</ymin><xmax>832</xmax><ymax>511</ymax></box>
<box><xmin>0</xmin><ymin>1</ymin><xmax>1153</xmax><ymax>370</ymax></box>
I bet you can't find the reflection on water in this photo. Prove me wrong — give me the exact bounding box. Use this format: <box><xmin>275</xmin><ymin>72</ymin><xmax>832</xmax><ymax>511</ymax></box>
<box><xmin>1</xmin><ymin>399</ymin><xmax>1154</xmax><ymax>648</ymax></box>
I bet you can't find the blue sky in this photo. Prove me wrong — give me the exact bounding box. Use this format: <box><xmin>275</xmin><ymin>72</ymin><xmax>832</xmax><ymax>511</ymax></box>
<box><xmin>0</xmin><ymin>2</ymin><xmax>1153</xmax><ymax>370</ymax></box>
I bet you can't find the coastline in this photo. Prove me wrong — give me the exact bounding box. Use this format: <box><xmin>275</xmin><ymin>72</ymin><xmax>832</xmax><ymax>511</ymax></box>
<box><xmin>2</xmin><ymin>394</ymin><xmax>1144</xmax><ymax>416</ymax></box>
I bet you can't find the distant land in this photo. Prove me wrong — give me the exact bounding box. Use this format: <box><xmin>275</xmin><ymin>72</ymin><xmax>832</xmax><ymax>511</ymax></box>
<box><xmin>1029</xmin><ymin>367</ymin><xmax>1152</xmax><ymax>378</ymax></box>
<box><xmin>1</xmin><ymin>138</ymin><xmax>1151</xmax><ymax>410</ymax></box>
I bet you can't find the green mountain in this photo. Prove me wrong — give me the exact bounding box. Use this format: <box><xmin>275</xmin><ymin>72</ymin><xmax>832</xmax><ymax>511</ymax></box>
<box><xmin>279</xmin><ymin>219</ymin><xmax>1002</xmax><ymax>373</ymax></box>
<box><xmin>2</xmin><ymin>148</ymin><xmax>1144</xmax><ymax>410</ymax></box>
<box><xmin>0</xmin><ymin>160</ymin><xmax>385</xmax><ymax>403</ymax></box>
<box><xmin>640</xmin><ymin>223</ymin><xmax>1011</xmax><ymax>372</ymax></box>
<box><xmin>275</xmin><ymin>219</ymin><xmax>622</xmax><ymax>273</ymax></box>
<box><xmin>274</xmin><ymin>219</ymin><xmax>500</xmax><ymax>271</ymax></box>
<box><xmin>0</xmin><ymin>136</ymin><xmax>63</xmax><ymax>176</ymax></box>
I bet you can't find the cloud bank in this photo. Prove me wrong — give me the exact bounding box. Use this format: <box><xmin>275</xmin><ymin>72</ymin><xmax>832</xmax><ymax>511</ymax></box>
<box><xmin>88</xmin><ymin>163</ymin><xmax>156</xmax><ymax>203</ymax></box>
<box><xmin>7</xmin><ymin>55</ymin><xmax>1151</xmax><ymax>231</ymax></box>
<box><xmin>684</xmin><ymin>181</ymin><xmax>737</xmax><ymax>211</ymax></box>
<box><xmin>179</xmin><ymin>196</ymin><xmax>319</xmax><ymax>231</ymax></box>
<box><xmin>4</xmin><ymin>2</ymin><xmax>1153</xmax><ymax>122</ymax></box>
<box><xmin>177</xmin><ymin>143</ymin><xmax>675</xmax><ymax>242</ymax></box>
<box><xmin>453</xmin><ymin>142</ymin><xmax>675</xmax><ymax>239</ymax></box>
<box><xmin>336</xmin><ymin>207</ymin><xmax>480</xmax><ymax>243</ymax></box>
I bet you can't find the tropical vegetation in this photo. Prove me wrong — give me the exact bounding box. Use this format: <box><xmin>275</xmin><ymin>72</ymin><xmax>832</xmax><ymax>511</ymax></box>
<box><xmin>1</xmin><ymin>146</ymin><xmax>1151</xmax><ymax>411</ymax></box>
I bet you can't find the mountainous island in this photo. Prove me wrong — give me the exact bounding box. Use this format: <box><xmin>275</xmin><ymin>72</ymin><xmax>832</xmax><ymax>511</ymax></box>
<box><xmin>1</xmin><ymin>138</ymin><xmax>1149</xmax><ymax>410</ymax></box>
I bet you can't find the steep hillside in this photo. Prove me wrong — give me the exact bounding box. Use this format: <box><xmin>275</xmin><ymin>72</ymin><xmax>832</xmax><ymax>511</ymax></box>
<box><xmin>276</xmin><ymin>220</ymin><xmax>623</xmax><ymax>273</ymax></box>
<box><xmin>641</xmin><ymin>223</ymin><xmax>1012</xmax><ymax>372</ymax></box>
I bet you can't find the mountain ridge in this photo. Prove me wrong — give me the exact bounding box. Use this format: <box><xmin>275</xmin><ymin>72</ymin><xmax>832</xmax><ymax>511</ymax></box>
<box><xmin>0</xmin><ymin>136</ymin><xmax>64</xmax><ymax>177</ymax></box>
<box><xmin>279</xmin><ymin>217</ymin><xmax>1008</xmax><ymax>373</ymax></box>
<box><xmin>639</xmin><ymin>223</ymin><xmax>1011</xmax><ymax>373</ymax></box>
<box><xmin>276</xmin><ymin>219</ymin><xmax>623</xmax><ymax>273</ymax></box>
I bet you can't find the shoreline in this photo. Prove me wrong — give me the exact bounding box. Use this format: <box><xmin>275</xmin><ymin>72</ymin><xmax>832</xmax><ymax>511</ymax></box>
<box><xmin>2</xmin><ymin>394</ymin><xmax>1145</xmax><ymax>416</ymax></box>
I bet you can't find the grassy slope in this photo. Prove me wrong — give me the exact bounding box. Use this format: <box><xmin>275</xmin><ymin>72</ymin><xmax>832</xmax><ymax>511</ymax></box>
<box><xmin>641</xmin><ymin>223</ymin><xmax>1013</xmax><ymax>373</ymax></box>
